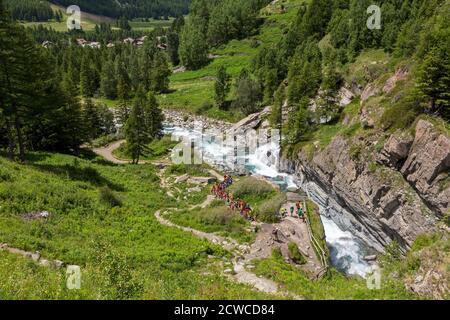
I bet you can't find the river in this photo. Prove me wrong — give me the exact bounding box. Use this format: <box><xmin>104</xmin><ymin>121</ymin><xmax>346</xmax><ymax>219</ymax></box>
<box><xmin>164</xmin><ymin>124</ymin><xmax>371</xmax><ymax>277</ymax></box>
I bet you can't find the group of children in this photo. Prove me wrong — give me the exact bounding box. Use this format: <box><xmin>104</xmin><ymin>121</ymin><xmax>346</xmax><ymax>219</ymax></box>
<box><xmin>211</xmin><ymin>175</ymin><xmax>254</xmax><ymax>221</ymax></box>
<box><xmin>211</xmin><ymin>175</ymin><xmax>306</xmax><ymax>223</ymax></box>
<box><xmin>280</xmin><ymin>202</ymin><xmax>306</xmax><ymax>222</ymax></box>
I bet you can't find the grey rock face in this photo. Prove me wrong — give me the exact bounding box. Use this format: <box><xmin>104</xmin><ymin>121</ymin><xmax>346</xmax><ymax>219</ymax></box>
<box><xmin>401</xmin><ymin>120</ymin><xmax>450</xmax><ymax>215</ymax></box>
<box><xmin>378</xmin><ymin>134</ymin><xmax>413</xmax><ymax>169</ymax></box>
<box><xmin>281</xmin><ymin>120</ymin><xmax>448</xmax><ymax>253</ymax></box>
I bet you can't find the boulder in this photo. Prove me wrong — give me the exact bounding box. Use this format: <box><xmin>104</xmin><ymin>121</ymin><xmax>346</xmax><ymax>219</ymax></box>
<box><xmin>378</xmin><ymin>134</ymin><xmax>413</xmax><ymax>169</ymax></box>
<box><xmin>286</xmin><ymin>192</ymin><xmax>305</xmax><ymax>202</ymax></box>
<box><xmin>53</xmin><ymin>260</ymin><xmax>65</xmax><ymax>268</ymax></box>
<box><xmin>383</xmin><ymin>67</ymin><xmax>409</xmax><ymax>93</ymax></box>
<box><xmin>401</xmin><ymin>120</ymin><xmax>450</xmax><ymax>214</ymax></box>
<box><xmin>188</xmin><ymin>176</ymin><xmax>217</xmax><ymax>185</ymax></box>
<box><xmin>364</xmin><ymin>255</ymin><xmax>377</xmax><ymax>261</ymax></box>
<box><xmin>361</xmin><ymin>83</ymin><xmax>380</xmax><ymax>103</ymax></box>
<box><xmin>175</xmin><ymin>174</ymin><xmax>189</xmax><ymax>184</ymax></box>
<box><xmin>339</xmin><ymin>87</ymin><xmax>355</xmax><ymax>107</ymax></box>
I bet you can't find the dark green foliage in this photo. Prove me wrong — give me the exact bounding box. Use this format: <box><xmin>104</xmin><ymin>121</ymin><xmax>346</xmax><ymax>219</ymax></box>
<box><xmin>82</xmin><ymin>99</ymin><xmax>115</xmax><ymax>141</ymax></box>
<box><xmin>288</xmin><ymin>242</ymin><xmax>307</xmax><ymax>265</ymax></box>
<box><xmin>287</xmin><ymin>39</ymin><xmax>322</xmax><ymax>105</ymax></box>
<box><xmin>116</xmin><ymin>16</ymin><xmax>131</xmax><ymax>31</ymax></box>
<box><xmin>0</xmin><ymin>4</ymin><xmax>87</xmax><ymax>159</ymax></box>
<box><xmin>99</xmin><ymin>186</ymin><xmax>122</xmax><ymax>207</ymax></box>
<box><xmin>415</xmin><ymin>5</ymin><xmax>450</xmax><ymax>119</ymax></box>
<box><xmin>286</xmin><ymin>99</ymin><xmax>315</xmax><ymax>144</ymax></box>
<box><xmin>214</xmin><ymin>66</ymin><xmax>230</xmax><ymax>109</ymax></box>
<box><xmin>178</xmin><ymin>0</ymin><xmax>269</xmax><ymax>69</ymax></box>
<box><xmin>269</xmin><ymin>84</ymin><xmax>285</xmax><ymax>128</ymax></box>
<box><xmin>179</xmin><ymin>17</ymin><xmax>209</xmax><ymax>70</ymax></box>
<box><xmin>206</xmin><ymin>0</ymin><xmax>267</xmax><ymax>47</ymax></box>
<box><xmin>50</xmin><ymin>0</ymin><xmax>190</xmax><ymax>19</ymax></box>
<box><xmin>232</xmin><ymin>69</ymin><xmax>263</xmax><ymax>115</ymax></box>
<box><xmin>4</xmin><ymin>0</ymin><xmax>53</xmax><ymax>22</ymax></box>
<box><xmin>89</xmin><ymin>242</ymin><xmax>143</xmax><ymax>299</ymax></box>
<box><xmin>124</xmin><ymin>88</ymin><xmax>164</xmax><ymax>164</ymax></box>
<box><xmin>100</xmin><ymin>60</ymin><xmax>117</xmax><ymax>99</ymax></box>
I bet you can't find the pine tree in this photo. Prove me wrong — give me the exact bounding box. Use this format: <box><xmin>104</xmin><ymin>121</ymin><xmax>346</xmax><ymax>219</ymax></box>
<box><xmin>417</xmin><ymin>43</ymin><xmax>450</xmax><ymax>119</ymax></box>
<box><xmin>100</xmin><ymin>60</ymin><xmax>117</xmax><ymax>99</ymax></box>
<box><xmin>150</xmin><ymin>52</ymin><xmax>170</xmax><ymax>93</ymax></box>
<box><xmin>263</xmin><ymin>68</ymin><xmax>278</xmax><ymax>104</ymax></box>
<box><xmin>214</xmin><ymin>66</ymin><xmax>230</xmax><ymax>109</ymax></box>
<box><xmin>80</xmin><ymin>56</ymin><xmax>95</xmax><ymax>97</ymax></box>
<box><xmin>115</xmin><ymin>57</ymin><xmax>131</xmax><ymax>101</ymax></box>
<box><xmin>0</xmin><ymin>5</ymin><xmax>60</xmax><ymax>161</ymax></box>
<box><xmin>316</xmin><ymin>62</ymin><xmax>342</xmax><ymax>123</ymax></box>
<box><xmin>145</xmin><ymin>91</ymin><xmax>164</xmax><ymax>140</ymax></box>
<box><xmin>269</xmin><ymin>84</ymin><xmax>285</xmax><ymax>129</ymax></box>
<box><xmin>125</xmin><ymin>91</ymin><xmax>144</xmax><ymax>164</ymax></box>
<box><xmin>232</xmin><ymin>71</ymin><xmax>263</xmax><ymax>115</ymax></box>
<box><xmin>179</xmin><ymin>18</ymin><xmax>209</xmax><ymax>70</ymax></box>
<box><xmin>125</xmin><ymin>89</ymin><xmax>146</xmax><ymax>164</ymax></box>
<box><xmin>82</xmin><ymin>98</ymin><xmax>102</xmax><ymax>141</ymax></box>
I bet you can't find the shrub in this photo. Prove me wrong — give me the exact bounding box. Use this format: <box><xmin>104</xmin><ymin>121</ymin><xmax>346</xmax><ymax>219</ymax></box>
<box><xmin>0</xmin><ymin>170</ymin><xmax>12</xmax><ymax>182</ymax></box>
<box><xmin>380</xmin><ymin>241</ymin><xmax>402</xmax><ymax>267</ymax></box>
<box><xmin>288</xmin><ymin>242</ymin><xmax>307</xmax><ymax>265</ymax></box>
<box><xmin>271</xmin><ymin>247</ymin><xmax>283</xmax><ymax>260</ymax></box>
<box><xmin>349</xmin><ymin>144</ymin><xmax>362</xmax><ymax>160</ymax></box>
<box><xmin>99</xmin><ymin>187</ymin><xmax>122</xmax><ymax>207</ymax></box>
<box><xmin>166</xmin><ymin>164</ymin><xmax>206</xmax><ymax>176</ymax></box>
<box><xmin>196</xmin><ymin>101</ymin><xmax>213</xmax><ymax>115</ymax></box>
<box><xmin>90</xmin><ymin>242</ymin><xmax>143</xmax><ymax>299</ymax></box>
<box><xmin>229</xmin><ymin>177</ymin><xmax>274</xmax><ymax>198</ymax></box>
<box><xmin>200</xmin><ymin>206</ymin><xmax>236</xmax><ymax>226</ymax></box>
<box><xmin>411</xmin><ymin>233</ymin><xmax>440</xmax><ymax>252</ymax></box>
<box><xmin>256</xmin><ymin>193</ymin><xmax>286</xmax><ymax>223</ymax></box>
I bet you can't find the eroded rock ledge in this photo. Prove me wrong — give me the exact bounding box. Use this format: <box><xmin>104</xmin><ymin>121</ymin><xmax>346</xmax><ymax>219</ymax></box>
<box><xmin>281</xmin><ymin>119</ymin><xmax>449</xmax><ymax>253</ymax></box>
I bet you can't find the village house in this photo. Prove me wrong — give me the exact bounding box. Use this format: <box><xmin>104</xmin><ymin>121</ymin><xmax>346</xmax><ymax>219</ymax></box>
<box><xmin>123</xmin><ymin>37</ymin><xmax>134</xmax><ymax>45</ymax></box>
<box><xmin>42</xmin><ymin>41</ymin><xmax>52</xmax><ymax>48</ymax></box>
<box><xmin>76</xmin><ymin>38</ymin><xmax>88</xmax><ymax>46</ymax></box>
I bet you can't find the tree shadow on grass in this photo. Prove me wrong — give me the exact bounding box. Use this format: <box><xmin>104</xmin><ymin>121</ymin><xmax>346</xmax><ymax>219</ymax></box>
<box><xmin>30</xmin><ymin>163</ymin><xmax>126</xmax><ymax>192</ymax></box>
<box><xmin>77</xmin><ymin>148</ymin><xmax>119</xmax><ymax>167</ymax></box>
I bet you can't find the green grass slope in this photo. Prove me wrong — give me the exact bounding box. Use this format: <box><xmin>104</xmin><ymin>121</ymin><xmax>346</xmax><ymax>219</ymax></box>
<box><xmin>158</xmin><ymin>0</ymin><xmax>307</xmax><ymax>122</ymax></box>
<box><xmin>0</xmin><ymin>152</ymin><xmax>277</xmax><ymax>299</ymax></box>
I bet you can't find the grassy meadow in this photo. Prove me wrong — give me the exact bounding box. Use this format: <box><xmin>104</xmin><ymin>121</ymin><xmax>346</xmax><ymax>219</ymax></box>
<box><xmin>0</xmin><ymin>152</ymin><xmax>279</xmax><ymax>299</ymax></box>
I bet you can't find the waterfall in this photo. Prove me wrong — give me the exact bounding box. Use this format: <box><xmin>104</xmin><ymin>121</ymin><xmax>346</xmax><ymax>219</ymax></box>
<box><xmin>165</xmin><ymin>123</ymin><xmax>370</xmax><ymax>277</ymax></box>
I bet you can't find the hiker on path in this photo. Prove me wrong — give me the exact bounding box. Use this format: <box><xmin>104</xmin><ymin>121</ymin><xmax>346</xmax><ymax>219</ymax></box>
<box><xmin>290</xmin><ymin>206</ymin><xmax>295</xmax><ymax>217</ymax></box>
<box><xmin>297</xmin><ymin>206</ymin><xmax>305</xmax><ymax>222</ymax></box>
<box><xmin>272</xmin><ymin>228</ymin><xmax>279</xmax><ymax>242</ymax></box>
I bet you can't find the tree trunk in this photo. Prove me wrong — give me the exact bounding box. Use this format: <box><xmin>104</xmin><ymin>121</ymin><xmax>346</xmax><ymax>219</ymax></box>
<box><xmin>5</xmin><ymin>118</ymin><xmax>15</xmax><ymax>160</ymax></box>
<box><xmin>14</xmin><ymin>115</ymin><xmax>25</xmax><ymax>162</ymax></box>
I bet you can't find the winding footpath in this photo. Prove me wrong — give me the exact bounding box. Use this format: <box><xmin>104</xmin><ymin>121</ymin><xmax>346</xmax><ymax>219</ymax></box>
<box><xmin>93</xmin><ymin>140</ymin><xmax>302</xmax><ymax>298</ymax></box>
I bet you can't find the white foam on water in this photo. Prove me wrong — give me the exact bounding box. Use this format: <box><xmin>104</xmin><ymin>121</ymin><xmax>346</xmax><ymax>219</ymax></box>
<box><xmin>164</xmin><ymin>125</ymin><xmax>370</xmax><ymax>277</ymax></box>
<box><xmin>321</xmin><ymin>215</ymin><xmax>370</xmax><ymax>277</ymax></box>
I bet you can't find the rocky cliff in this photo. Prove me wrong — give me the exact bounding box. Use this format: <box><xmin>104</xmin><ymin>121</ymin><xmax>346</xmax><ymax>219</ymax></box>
<box><xmin>280</xmin><ymin>95</ymin><xmax>449</xmax><ymax>253</ymax></box>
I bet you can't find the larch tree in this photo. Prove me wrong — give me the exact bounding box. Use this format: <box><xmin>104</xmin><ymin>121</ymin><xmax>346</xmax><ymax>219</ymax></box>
<box><xmin>214</xmin><ymin>66</ymin><xmax>230</xmax><ymax>110</ymax></box>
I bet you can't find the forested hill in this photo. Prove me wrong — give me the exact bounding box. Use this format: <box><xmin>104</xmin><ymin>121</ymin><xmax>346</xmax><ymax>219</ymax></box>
<box><xmin>50</xmin><ymin>0</ymin><xmax>191</xmax><ymax>19</ymax></box>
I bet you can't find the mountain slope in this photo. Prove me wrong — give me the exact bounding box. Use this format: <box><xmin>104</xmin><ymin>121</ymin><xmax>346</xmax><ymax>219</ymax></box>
<box><xmin>50</xmin><ymin>0</ymin><xmax>190</xmax><ymax>18</ymax></box>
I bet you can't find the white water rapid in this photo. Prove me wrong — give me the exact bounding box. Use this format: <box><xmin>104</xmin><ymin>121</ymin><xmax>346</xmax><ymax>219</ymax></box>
<box><xmin>165</xmin><ymin>124</ymin><xmax>370</xmax><ymax>277</ymax></box>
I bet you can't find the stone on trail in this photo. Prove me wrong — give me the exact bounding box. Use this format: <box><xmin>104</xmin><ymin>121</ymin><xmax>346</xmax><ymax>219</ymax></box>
<box><xmin>175</xmin><ymin>174</ymin><xmax>189</xmax><ymax>184</ymax></box>
<box><xmin>286</xmin><ymin>192</ymin><xmax>304</xmax><ymax>202</ymax></box>
<box><xmin>364</xmin><ymin>255</ymin><xmax>377</xmax><ymax>261</ymax></box>
<box><xmin>54</xmin><ymin>260</ymin><xmax>65</xmax><ymax>268</ymax></box>
<box><xmin>188</xmin><ymin>177</ymin><xmax>217</xmax><ymax>185</ymax></box>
